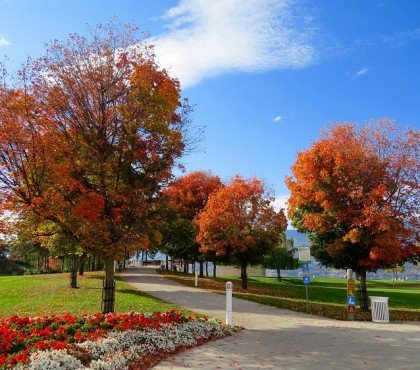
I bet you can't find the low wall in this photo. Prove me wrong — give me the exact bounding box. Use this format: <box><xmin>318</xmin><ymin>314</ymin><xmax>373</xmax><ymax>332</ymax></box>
<box><xmin>216</xmin><ymin>265</ymin><xmax>265</xmax><ymax>277</ymax></box>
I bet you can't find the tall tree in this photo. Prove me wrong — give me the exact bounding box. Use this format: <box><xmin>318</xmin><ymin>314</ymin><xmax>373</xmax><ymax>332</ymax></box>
<box><xmin>286</xmin><ymin>121</ymin><xmax>419</xmax><ymax>309</ymax></box>
<box><xmin>197</xmin><ymin>176</ymin><xmax>287</xmax><ymax>288</ymax></box>
<box><xmin>0</xmin><ymin>22</ymin><xmax>190</xmax><ymax>312</ymax></box>
<box><xmin>163</xmin><ymin>171</ymin><xmax>222</xmax><ymax>276</ymax></box>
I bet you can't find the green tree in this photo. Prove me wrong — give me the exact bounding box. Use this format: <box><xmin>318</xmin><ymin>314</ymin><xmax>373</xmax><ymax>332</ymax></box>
<box><xmin>263</xmin><ymin>238</ymin><xmax>299</xmax><ymax>281</ymax></box>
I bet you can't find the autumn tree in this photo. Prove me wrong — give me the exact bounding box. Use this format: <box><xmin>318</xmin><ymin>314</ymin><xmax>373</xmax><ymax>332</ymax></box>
<box><xmin>163</xmin><ymin>171</ymin><xmax>222</xmax><ymax>276</ymax></box>
<box><xmin>197</xmin><ymin>176</ymin><xmax>287</xmax><ymax>288</ymax></box>
<box><xmin>262</xmin><ymin>237</ymin><xmax>299</xmax><ymax>281</ymax></box>
<box><xmin>0</xmin><ymin>22</ymin><xmax>191</xmax><ymax>312</ymax></box>
<box><xmin>287</xmin><ymin>121</ymin><xmax>419</xmax><ymax>309</ymax></box>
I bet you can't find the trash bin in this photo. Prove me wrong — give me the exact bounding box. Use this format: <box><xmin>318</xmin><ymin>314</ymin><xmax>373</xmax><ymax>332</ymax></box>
<box><xmin>370</xmin><ymin>296</ymin><xmax>389</xmax><ymax>323</ymax></box>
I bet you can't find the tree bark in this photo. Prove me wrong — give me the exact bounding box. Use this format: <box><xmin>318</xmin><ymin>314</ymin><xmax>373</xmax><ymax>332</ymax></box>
<box><xmin>78</xmin><ymin>253</ymin><xmax>86</xmax><ymax>276</ymax></box>
<box><xmin>101</xmin><ymin>257</ymin><xmax>115</xmax><ymax>314</ymax></box>
<box><xmin>277</xmin><ymin>268</ymin><xmax>282</xmax><ymax>281</ymax></box>
<box><xmin>70</xmin><ymin>254</ymin><xmax>79</xmax><ymax>288</ymax></box>
<box><xmin>240</xmin><ymin>261</ymin><xmax>248</xmax><ymax>289</ymax></box>
<box><xmin>205</xmin><ymin>261</ymin><xmax>209</xmax><ymax>276</ymax></box>
<box><xmin>213</xmin><ymin>262</ymin><xmax>217</xmax><ymax>277</ymax></box>
<box><xmin>199</xmin><ymin>261</ymin><xmax>204</xmax><ymax>278</ymax></box>
<box><xmin>165</xmin><ymin>255</ymin><xmax>169</xmax><ymax>270</ymax></box>
<box><xmin>358</xmin><ymin>269</ymin><xmax>368</xmax><ymax>310</ymax></box>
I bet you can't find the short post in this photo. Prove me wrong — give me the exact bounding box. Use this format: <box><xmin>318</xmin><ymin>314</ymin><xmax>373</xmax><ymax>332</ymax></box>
<box><xmin>225</xmin><ymin>281</ymin><xmax>233</xmax><ymax>325</ymax></box>
<box><xmin>195</xmin><ymin>264</ymin><xmax>199</xmax><ymax>287</ymax></box>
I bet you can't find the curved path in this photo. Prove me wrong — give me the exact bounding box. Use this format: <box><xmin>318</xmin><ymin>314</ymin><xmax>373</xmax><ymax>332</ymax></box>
<box><xmin>120</xmin><ymin>268</ymin><xmax>420</xmax><ymax>370</ymax></box>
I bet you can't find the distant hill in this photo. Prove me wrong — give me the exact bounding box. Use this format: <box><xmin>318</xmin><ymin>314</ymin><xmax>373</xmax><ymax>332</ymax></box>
<box><xmin>286</xmin><ymin>229</ymin><xmax>309</xmax><ymax>246</ymax></box>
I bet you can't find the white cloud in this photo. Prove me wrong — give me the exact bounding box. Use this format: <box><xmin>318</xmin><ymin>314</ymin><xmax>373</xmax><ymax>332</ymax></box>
<box><xmin>152</xmin><ymin>0</ymin><xmax>317</xmax><ymax>88</ymax></box>
<box><xmin>272</xmin><ymin>195</ymin><xmax>296</xmax><ymax>229</ymax></box>
<box><xmin>355</xmin><ymin>67</ymin><xmax>368</xmax><ymax>76</ymax></box>
<box><xmin>0</xmin><ymin>35</ymin><xmax>11</xmax><ymax>47</ymax></box>
<box><xmin>272</xmin><ymin>195</ymin><xmax>288</xmax><ymax>212</ymax></box>
<box><xmin>273</xmin><ymin>115</ymin><xmax>282</xmax><ymax>122</ymax></box>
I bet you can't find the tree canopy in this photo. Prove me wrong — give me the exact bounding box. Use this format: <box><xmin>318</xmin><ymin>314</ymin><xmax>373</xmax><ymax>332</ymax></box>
<box><xmin>286</xmin><ymin>120</ymin><xmax>419</xmax><ymax>307</ymax></box>
<box><xmin>197</xmin><ymin>176</ymin><xmax>287</xmax><ymax>288</ymax></box>
<box><xmin>0</xmin><ymin>22</ymin><xmax>191</xmax><ymax>312</ymax></box>
<box><xmin>162</xmin><ymin>171</ymin><xmax>222</xmax><ymax>274</ymax></box>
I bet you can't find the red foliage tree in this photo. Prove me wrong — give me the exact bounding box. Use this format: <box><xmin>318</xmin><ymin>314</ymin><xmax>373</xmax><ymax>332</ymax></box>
<box><xmin>286</xmin><ymin>120</ymin><xmax>419</xmax><ymax>308</ymax></box>
<box><xmin>197</xmin><ymin>176</ymin><xmax>287</xmax><ymax>288</ymax></box>
<box><xmin>163</xmin><ymin>171</ymin><xmax>222</xmax><ymax>276</ymax></box>
<box><xmin>0</xmin><ymin>22</ymin><xmax>190</xmax><ymax>312</ymax></box>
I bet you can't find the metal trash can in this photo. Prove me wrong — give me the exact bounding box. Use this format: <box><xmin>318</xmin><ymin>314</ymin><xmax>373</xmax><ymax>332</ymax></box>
<box><xmin>370</xmin><ymin>296</ymin><xmax>389</xmax><ymax>323</ymax></box>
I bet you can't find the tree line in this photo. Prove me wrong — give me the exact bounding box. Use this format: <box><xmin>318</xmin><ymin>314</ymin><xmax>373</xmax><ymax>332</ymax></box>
<box><xmin>0</xmin><ymin>22</ymin><xmax>418</xmax><ymax>313</ymax></box>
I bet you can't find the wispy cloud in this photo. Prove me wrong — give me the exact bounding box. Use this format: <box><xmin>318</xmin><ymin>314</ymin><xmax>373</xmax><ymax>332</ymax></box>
<box><xmin>355</xmin><ymin>67</ymin><xmax>368</xmax><ymax>77</ymax></box>
<box><xmin>346</xmin><ymin>27</ymin><xmax>420</xmax><ymax>55</ymax></box>
<box><xmin>273</xmin><ymin>115</ymin><xmax>282</xmax><ymax>122</ymax></box>
<box><xmin>152</xmin><ymin>0</ymin><xmax>318</xmax><ymax>88</ymax></box>
<box><xmin>382</xmin><ymin>28</ymin><xmax>420</xmax><ymax>48</ymax></box>
<box><xmin>0</xmin><ymin>35</ymin><xmax>11</xmax><ymax>47</ymax></box>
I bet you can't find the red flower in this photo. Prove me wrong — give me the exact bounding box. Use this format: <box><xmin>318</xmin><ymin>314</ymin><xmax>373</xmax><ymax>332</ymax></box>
<box><xmin>74</xmin><ymin>332</ymin><xmax>84</xmax><ymax>342</ymax></box>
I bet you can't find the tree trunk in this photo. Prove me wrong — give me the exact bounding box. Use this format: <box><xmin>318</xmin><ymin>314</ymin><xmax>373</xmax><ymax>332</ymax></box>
<box><xmin>199</xmin><ymin>261</ymin><xmax>204</xmax><ymax>278</ymax></box>
<box><xmin>165</xmin><ymin>255</ymin><xmax>169</xmax><ymax>270</ymax></box>
<box><xmin>277</xmin><ymin>268</ymin><xmax>282</xmax><ymax>281</ymax></box>
<box><xmin>358</xmin><ymin>269</ymin><xmax>368</xmax><ymax>310</ymax></box>
<box><xmin>205</xmin><ymin>261</ymin><xmax>209</xmax><ymax>276</ymax></box>
<box><xmin>78</xmin><ymin>253</ymin><xmax>86</xmax><ymax>276</ymax></box>
<box><xmin>183</xmin><ymin>262</ymin><xmax>188</xmax><ymax>273</ymax></box>
<box><xmin>240</xmin><ymin>261</ymin><xmax>248</xmax><ymax>289</ymax></box>
<box><xmin>213</xmin><ymin>262</ymin><xmax>217</xmax><ymax>278</ymax></box>
<box><xmin>70</xmin><ymin>254</ymin><xmax>79</xmax><ymax>288</ymax></box>
<box><xmin>101</xmin><ymin>257</ymin><xmax>115</xmax><ymax>314</ymax></box>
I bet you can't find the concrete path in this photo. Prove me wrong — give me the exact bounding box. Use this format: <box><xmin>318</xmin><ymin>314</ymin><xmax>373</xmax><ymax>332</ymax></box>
<box><xmin>120</xmin><ymin>268</ymin><xmax>420</xmax><ymax>370</ymax></box>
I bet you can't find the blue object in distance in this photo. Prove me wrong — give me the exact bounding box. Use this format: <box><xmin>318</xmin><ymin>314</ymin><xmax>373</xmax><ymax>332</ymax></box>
<box><xmin>348</xmin><ymin>296</ymin><xmax>356</xmax><ymax>305</ymax></box>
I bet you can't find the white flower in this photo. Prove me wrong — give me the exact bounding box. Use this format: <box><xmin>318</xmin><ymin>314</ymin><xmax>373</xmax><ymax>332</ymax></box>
<box><xmin>23</xmin><ymin>319</ymin><xmax>235</xmax><ymax>369</ymax></box>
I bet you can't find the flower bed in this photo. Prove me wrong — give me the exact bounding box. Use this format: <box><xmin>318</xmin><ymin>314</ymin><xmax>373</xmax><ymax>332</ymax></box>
<box><xmin>0</xmin><ymin>311</ymin><xmax>236</xmax><ymax>369</ymax></box>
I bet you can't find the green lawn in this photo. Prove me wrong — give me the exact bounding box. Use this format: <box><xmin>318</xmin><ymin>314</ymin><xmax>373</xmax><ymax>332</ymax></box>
<box><xmin>159</xmin><ymin>270</ymin><xmax>420</xmax><ymax>321</ymax></box>
<box><xmin>221</xmin><ymin>276</ymin><xmax>420</xmax><ymax>309</ymax></box>
<box><xmin>0</xmin><ymin>272</ymin><xmax>178</xmax><ymax>317</ymax></box>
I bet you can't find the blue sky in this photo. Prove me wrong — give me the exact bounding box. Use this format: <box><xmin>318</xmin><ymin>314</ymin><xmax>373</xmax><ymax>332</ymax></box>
<box><xmin>1</xmin><ymin>0</ymin><xmax>419</xmax><ymax>209</ymax></box>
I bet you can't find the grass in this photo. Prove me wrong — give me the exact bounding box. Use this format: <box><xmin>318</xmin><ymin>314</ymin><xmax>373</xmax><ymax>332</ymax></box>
<box><xmin>0</xmin><ymin>271</ymin><xmax>179</xmax><ymax>317</ymax></box>
<box><xmin>223</xmin><ymin>276</ymin><xmax>420</xmax><ymax>309</ymax></box>
<box><xmin>158</xmin><ymin>270</ymin><xmax>420</xmax><ymax>321</ymax></box>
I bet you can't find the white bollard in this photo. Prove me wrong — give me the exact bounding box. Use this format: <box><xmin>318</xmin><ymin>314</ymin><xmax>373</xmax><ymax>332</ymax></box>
<box><xmin>195</xmin><ymin>266</ymin><xmax>199</xmax><ymax>287</ymax></box>
<box><xmin>226</xmin><ymin>281</ymin><xmax>233</xmax><ymax>325</ymax></box>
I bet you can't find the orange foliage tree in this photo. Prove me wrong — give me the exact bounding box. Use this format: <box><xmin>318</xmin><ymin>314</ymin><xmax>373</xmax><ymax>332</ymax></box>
<box><xmin>197</xmin><ymin>176</ymin><xmax>287</xmax><ymax>288</ymax></box>
<box><xmin>163</xmin><ymin>171</ymin><xmax>222</xmax><ymax>276</ymax></box>
<box><xmin>0</xmin><ymin>22</ymin><xmax>190</xmax><ymax>312</ymax></box>
<box><xmin>287</xmin><ymin>121</ymin><xmax>419</xmax><ymax>309</ymax></box>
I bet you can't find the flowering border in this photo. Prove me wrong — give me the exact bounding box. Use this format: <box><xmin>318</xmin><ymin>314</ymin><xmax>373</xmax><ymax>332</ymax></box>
<box><xmin>0</xmin><ymin>311</ymin><xmax>237</xmax><ymax>369</ymax></box>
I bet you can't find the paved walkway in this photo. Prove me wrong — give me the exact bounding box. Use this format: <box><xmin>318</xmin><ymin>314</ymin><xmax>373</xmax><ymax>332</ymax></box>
<box><xmin>120</xmin><ymin>268</ymin><xmax>420</xmax><ymax>370</ymax></box>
